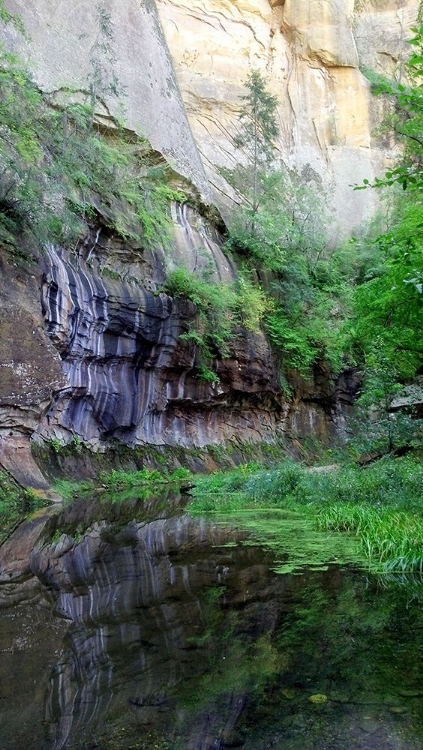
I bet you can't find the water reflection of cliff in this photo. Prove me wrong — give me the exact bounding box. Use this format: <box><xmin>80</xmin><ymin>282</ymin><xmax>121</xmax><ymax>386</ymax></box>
<box><xmin>2</xmin><ymin>495</ymin><xmax>423</xmax><ymax>750</ymax></box>
<box><xmin>31</xmin><ymin>495</ymin><xmax>298</xmax><ymax>750</ymax></box>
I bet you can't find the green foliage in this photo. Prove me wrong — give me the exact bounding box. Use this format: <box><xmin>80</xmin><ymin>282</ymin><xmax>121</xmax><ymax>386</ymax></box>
<box><xmin>165</xmin><ymin>267</ymin><xmax>237</xmax><ymax>381</ymax></box>
<box><xmin>0</xmin><ymin>470</ymin><xmax>46</xmax><ymax>543</ymax></box>
<box><xmin>100</xmin><ymin>467</ymin><xmax>163</xmax><ymax>490</ymax></box>
<box><xmin>227</xmin><ymin>187</ymin><xmax>351</xmax><ymax>377</ymax></box>
<box><xmin>229</xmin><ymin>69</ymin><xmax>279</xmax><ymax>221</ymax></box>
<box><xmin>222</xmin><ymin>71</ymin><xmax>353</xmax><ymax>377</ymax></box>
<box><xmin>318</xmin><ymin>503</ymin><xmax>423</xmax><ymax>572</ymax></box>
<box><xmin>352</xmin><ymin>349</ymin><xmax>423</xmax><ymax>454</ymax></box>
<box><xmin>347</xmin><ymin>27</ymin><xmax>423</xmax><ymax>439</ymax></box>
<box><xmin>55</xmin><ymin>466</ymin><xmax>192</xmax><ymax>502</ymax></box>
<box><xmin>236</xmin><ymin>274</ymin><xmax>270</xmax><ymax>332</ymax></box>
<box><xmin>54</xmin><ymin>479</ymin><xmax>93</xmax><ymax>501</ymax></box>
<box><xmin>265</xmin><ymin>310</ymin><xmax>318</xmax><ymax>375</ymax></box>
<box><xmin>165</xmin><ymin>267</ymin><xmax>269</xmax><ymax>381</ymax></box>
<box><xmin>234</xmin><ymin>70</ymin><xmax>279</xmax><ymax>166</ymax></box>
<box><xmin>0</xmin><ymin>0</ymin><xmax>24</xmax><ymax>34</ymax></box>
<box><xmin>49</xmin><ymin>437</ymin><xmax>63</xmax><ymax>454</ymax></box>
<box><xmin>349</xmin><ymin>200</ymin><xmax>423</xmax><ymax>379</ymax></box>
<box><xmin>99</xmin><ymin>466</ymin><xmax>192</xmax><ymax>491</ymax></box>
<box><xmin>189</xmin><ymin>456</ymin><xmax>423</xmax><ymax>572</ymax></box>
<box><xmin>0</xmin><ymin>7</ymin><xmax>176</xmax><ymax>255</ymax></box>
<box><xmin>264</xmin><ymin>238</ymin><xmax>354</xmax><ymax>376</ymax></box>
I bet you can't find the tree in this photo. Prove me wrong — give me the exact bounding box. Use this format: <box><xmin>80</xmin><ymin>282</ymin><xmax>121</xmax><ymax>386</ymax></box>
<box><xmin>221</xmin><ymin>70</ymin><xmax>346</xmax><ymax>377</ymax></box>
<box><xmin>233</xmin><ymin>70</ymin><xmax>279</xmax><ymax>221</ymax></box>
<box><xmin>348</xmin><ymin>26</ymin><xmax>423</xmax><ymax>451</ymax></box>
<box><xmin>222</xmin><ymin>70</ymin><xmax>280</xmax><ymax>236</ymax></box>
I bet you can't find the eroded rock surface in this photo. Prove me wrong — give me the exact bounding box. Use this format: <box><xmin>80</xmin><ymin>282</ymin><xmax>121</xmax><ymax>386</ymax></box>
<box><xmin>0</xmin><ymin>203</ymin><xmax>356</xmax><ymax>476</ymax></box>
<box><xmin>30</xmin><ymin>206</ymin><xmax>354</xmax><ymax>452</ymax></box>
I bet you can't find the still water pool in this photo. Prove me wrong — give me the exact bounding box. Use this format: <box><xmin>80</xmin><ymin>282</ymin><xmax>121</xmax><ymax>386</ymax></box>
<box><xmin>0</xmin><ymin>493</ymin><xmax>423</xmax><ymax>750</ymax></box>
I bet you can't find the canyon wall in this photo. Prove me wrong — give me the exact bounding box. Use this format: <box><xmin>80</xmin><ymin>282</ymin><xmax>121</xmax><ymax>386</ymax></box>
<box><xmin>0</xmin><ymin>205</ymin><xmax>355</xmax><ymax>486</ymax></box>
<box><xmin>157</xmin><ymin>0</ymin><xmax>419</xmax><ymax>236</ymax></box>
<box><xmin>0</xmin><ymin>0</ymin><xmax>414</xmax><ymax>481</ymax></box>
<box><xmin>4</xmin><ymin>0</ymin><xmax>419</xmax><ymax>236</ymax></box>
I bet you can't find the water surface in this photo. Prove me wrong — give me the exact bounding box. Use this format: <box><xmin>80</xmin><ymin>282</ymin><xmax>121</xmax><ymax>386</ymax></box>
<box><xmin>0</xmin><ymin>492</ymin><xmax>422</xmax><ymax>750</ymax></box>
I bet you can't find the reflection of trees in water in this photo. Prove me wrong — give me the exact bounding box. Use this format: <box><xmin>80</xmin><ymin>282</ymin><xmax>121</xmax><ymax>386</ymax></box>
<box><xmin>241</xmin><ymin>577</ymin><xmax>423</xmax><ymax>749</ymax></box>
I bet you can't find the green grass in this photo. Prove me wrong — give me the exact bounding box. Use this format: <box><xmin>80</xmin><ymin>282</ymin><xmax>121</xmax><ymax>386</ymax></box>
<box><xmin>0</xmin><ymin>471</ymin><xmax>47</xmax><ymax>542</ymax></box>
<box><xmin>54</xmin><ymin>466</ymin><xmax>192</xmax><ymax>501</ymax></box>
<box><xmin>318</xmin><ymin>504</ymin><xmax>423</xmax><ymax>573</ymax></box>
<box><xmin>189</xmin><ymin>457</ymin><xmax>423</xmax><ymax>573</ymax></box>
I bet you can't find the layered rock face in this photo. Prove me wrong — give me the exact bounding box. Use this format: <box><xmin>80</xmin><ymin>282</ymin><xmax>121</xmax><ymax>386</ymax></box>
<box><xmin>35</xmin><ymin>209</ymin><xmax>281</xmax><ymax>450</ymax></box>
<box><xmin>3</xmin><ymin>0</ymin><xmax>419</xmax><ymax>235</ymax></box>
<box><xmin>31</xmin><ymin>205</ymin><xmax>355</xmax><ymax>454</ymax></box>
<box><xmin>0</xmin><ymin>202</ymin><xmax>354</xmax><ymax>482</ymax></box>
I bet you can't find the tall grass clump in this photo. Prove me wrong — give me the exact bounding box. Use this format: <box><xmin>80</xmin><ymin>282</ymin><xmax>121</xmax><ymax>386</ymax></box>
<box><xmin>190</xmin><ymin>456</ymin><xmax>423</xmax><ymax>572</ymax></box>
<box><xmin>318</xmin><ymin>504</ymin><xmax>423</xmax><ymax>573</ymax></box>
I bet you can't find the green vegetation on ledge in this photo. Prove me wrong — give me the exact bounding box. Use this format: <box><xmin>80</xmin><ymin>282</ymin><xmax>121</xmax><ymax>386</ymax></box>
<box><xmin>0</xmin><ymin>2</ymin><xmax>184</xmax><ymax>257</ymax></box>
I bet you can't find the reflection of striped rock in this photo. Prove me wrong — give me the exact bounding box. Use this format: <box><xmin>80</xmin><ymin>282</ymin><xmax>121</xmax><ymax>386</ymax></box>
<box><xmin>32</xmin><ymin>505</ymin><xmax>277</xmax><ymax>750</ymax></box>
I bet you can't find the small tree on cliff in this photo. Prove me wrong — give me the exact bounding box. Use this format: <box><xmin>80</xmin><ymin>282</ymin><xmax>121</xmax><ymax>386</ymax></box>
<box><xmin>234</xmin><ymin>70</ymin><xmax>279</xmax><ymax>221</ymax></box>
<box><xmin>222</xmin><ymin>70</ymin><xmax>281</xmax><ymax>242</ymax></box>
<box><xmin>223</xmin><ymin>70</ymin><xmax>329</xmax><ymax>277</ymax></box>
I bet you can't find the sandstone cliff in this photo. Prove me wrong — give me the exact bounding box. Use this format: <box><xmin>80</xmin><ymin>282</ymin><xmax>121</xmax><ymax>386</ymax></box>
<box><xmin>5</xmin><ymin>0</ymin><xmax>419</xmax><ymax>235</ymax></box>
<box><xmin>0</xmin><ymin>0</ymin><xmax>415</xmax><ymax>484</ymax></box>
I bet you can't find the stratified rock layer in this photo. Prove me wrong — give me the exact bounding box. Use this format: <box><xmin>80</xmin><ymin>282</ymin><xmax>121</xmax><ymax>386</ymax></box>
<box><xmin>36</xmin><ymin>214</ymin><xmax>280</xmax><ymax>449</ymax></box>
<box><xmin>30</xmin><ymin>204</ymin><xmax>355</xmax><ymax>453</ymax></box>
<box><xmin>0</xmin><ymin>202</ymin><xmax>356</xmax><ymax>481</ymax></box>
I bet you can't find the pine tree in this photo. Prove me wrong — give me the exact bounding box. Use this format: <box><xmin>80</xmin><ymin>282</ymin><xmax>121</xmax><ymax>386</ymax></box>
<box><xmin>231</xmin><ymin>70</ymin><xmax>279</xmax><ymax>227</ymax></box>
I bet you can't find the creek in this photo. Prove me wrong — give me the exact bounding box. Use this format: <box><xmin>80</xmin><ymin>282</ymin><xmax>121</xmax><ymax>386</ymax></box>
<box><xmin>0</xmin><ymin>492</ymin><xmax>423</xmax><ymax>750</ymax></box>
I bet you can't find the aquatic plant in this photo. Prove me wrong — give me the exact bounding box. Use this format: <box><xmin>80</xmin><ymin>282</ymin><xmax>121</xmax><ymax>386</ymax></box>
<box><xmin>189</xmin><ymin>456</ymin><xmax>423</xmax><ymax>573</ymax></box>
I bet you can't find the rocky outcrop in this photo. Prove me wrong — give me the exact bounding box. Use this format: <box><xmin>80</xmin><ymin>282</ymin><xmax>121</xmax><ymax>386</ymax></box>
<box><xmin>4</xmin><ymin>0</ymin><xmax>211</xmax><ymax>199</ymax></box>
<box><xmin>34</xmin><ymin>208</ymin><xmax>281</xmax><ymax>451</ymax></box>
<box><xmin>29</xmin><ymin>205</ymin><xmax>355</xmax><ymax>456</ymax></box>
<box><xmin>0</xmin><ymin>203</ymin><xmax>356</xmax><ymax>478</ymax></box>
